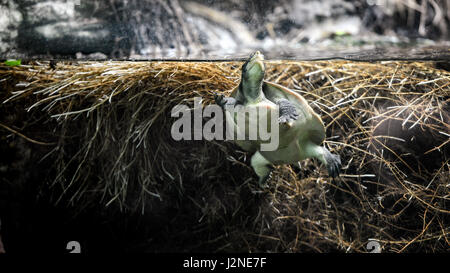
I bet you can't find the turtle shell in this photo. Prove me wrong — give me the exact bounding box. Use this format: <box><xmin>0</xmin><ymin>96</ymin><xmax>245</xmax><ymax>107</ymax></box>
<box><xmin>230</xmin><ymin>80</ymin><xmax>326</xmax><ymax>146</ymax></box>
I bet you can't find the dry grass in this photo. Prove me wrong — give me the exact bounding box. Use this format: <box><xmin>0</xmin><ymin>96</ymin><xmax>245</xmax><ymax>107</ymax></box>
<box><xmin>0</xmin><ymin>59</ymin><xmax>449</xmax><ymax>252</ymax></box>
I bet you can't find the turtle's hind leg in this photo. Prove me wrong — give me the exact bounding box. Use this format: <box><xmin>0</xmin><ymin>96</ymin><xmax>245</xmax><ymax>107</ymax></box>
<box><xmin>250</xmin><ymin>151</ymin><xmax>273</xmax><ymax>188</ymax></box>
<box><xmin>324</xmin><ymin>148</ymin><xmax>342</xmax><ymax>178</ymax></box>
<box><xmin>305</xmin><ymin>143</ymin><xmax>342</xmax><ymax>178</ymax></box>
<box><xmin>320</xmin><ymin>147</ymin><xmax>342</xmax><ymax>178</ymax></box>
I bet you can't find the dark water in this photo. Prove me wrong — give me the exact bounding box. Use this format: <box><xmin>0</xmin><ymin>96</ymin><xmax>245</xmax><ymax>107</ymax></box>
<box><xmin>1</xmin><ymin>45</ymin><xmax>449</xmax><ymax>254</ymax></box>
<box><xmin>3</xmin><ymin>45</ymin><xmax>450</xmax><ymax>62</ymax></box>
<box><xmin>188</xmin><ymin>45</ymin><xmax>450</xmax><ymax>62</ymax></box>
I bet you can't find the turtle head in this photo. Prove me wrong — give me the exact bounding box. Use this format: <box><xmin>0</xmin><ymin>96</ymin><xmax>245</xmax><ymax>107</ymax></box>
<box><xmin>241</xmin><ymin>51</ymin><xmax>265</xmax><ymax>102</ymax></box>
<box><xmin>242</xmin><ymin>51</ymin><xmax>265</xmax><ymax>82</ymax></box>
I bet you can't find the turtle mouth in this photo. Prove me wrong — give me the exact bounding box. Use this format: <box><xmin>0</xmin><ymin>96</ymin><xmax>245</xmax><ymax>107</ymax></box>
<box><xmin>247</xmin><ymin>51</ymin><xmax>265</xmax><ymax>72</ymax></box>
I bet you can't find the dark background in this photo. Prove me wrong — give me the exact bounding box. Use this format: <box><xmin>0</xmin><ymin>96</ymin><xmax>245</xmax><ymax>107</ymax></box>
<box><xmin>1</xmin><ymin>0</ymin><xmax>450</xmax><ymax>59</ymax></box>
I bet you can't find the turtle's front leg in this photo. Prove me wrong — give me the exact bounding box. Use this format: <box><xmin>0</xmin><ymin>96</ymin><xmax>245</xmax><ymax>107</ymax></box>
<box><xmin>276</xmin><ymin>99</ymin><xmax>299</xmax><ymax>125</ymax></box>
<box><xmin>214</xmin><ymin>93</ymin><xmax>237</xmax><ymax>108</ymax></box>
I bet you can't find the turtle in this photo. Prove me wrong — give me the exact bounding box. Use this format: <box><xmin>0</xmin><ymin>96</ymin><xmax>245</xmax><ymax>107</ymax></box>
<box><xmin>214</xmin><ymin>51</ymin><xmax>341</xmax><ymax>187</ymax></box>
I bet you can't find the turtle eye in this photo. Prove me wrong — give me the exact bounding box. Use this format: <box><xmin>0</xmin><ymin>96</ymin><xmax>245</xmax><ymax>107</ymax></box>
<box><xmin>249</xmin><ymin>51</ymin><xmax>262</xmax><ymax>60</ymax></box>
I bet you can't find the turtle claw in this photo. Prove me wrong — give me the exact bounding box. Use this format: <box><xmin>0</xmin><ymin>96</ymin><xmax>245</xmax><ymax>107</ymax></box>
<box><xmin>278</xmin><ymin>116</ymin><xmax>297</xmax><ymax>126</ymax></box>
<box><xmin>325</xmin><ymin>153</ymin><xmax>341</xmax><ymax>178</ymax></box>
<box><xmin>258</xmin><ymin>165</ymin><xmax>274</xmax><ymax>188</ymax></box>
<box><xmin>214</xmin><ymin>93</ymin><xmax>237</xmax><ymax>108</ymax></box>
<box><xmin>214</xmin><ymin>93</ymin><xmax>223</xmax><ymax>106</ymax></box>
<box><xmin>258</xmin><ymin>172</ymin><xmax>272</xmax><ymax>188</ymax></box>
<box><xmin>277</xmin><ymin>99</ymin><xmax>299</xmax><ymax>125</ymax></box>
